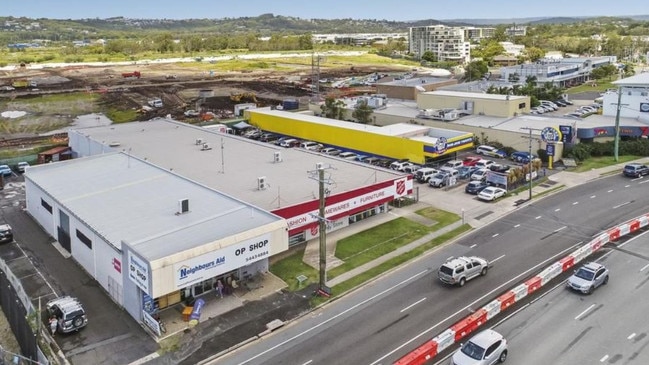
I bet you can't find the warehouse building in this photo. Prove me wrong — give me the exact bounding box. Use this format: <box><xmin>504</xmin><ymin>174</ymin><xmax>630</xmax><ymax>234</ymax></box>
<box><xmin>25</xmin><ymin>152</ymin><xmax>287</xmax><ymax>332</ymax></box>
<box><xmin>417</xmin><ymin>90</ymin><xmax>530</xmax><ymax>118</ymax></box>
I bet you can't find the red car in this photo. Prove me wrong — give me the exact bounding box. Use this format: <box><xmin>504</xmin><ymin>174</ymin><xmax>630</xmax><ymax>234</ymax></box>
<box><xmin>462</xmin><ymin>156</ymin><xmax>482</xmax><ymax>166</ymax></box>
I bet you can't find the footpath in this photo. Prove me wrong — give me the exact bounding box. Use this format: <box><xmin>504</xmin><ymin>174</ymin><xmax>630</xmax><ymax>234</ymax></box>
<box><xmin>146</xmin><ymin>158</ymin><xmax>648</xmax><ymax>365</ymax></box>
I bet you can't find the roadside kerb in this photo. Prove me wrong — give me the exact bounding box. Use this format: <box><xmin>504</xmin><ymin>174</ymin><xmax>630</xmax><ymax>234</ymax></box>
<box><xmin>393</xmin><ymin>212</ymin><xmax>649</xmax><ymax>365</ymax></box>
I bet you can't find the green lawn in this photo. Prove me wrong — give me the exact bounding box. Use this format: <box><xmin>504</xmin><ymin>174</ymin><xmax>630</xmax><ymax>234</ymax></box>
<box><xmin>565</xmin><ymin>78</ymin><xmax>618</xmax><ymax>94</ymax></box>
<box><xmin>571</xmin><ymin>155</ymin><xmax>644</xmax><ymax>172</ymax></box>
<box><xmin>270</xmin><ymin>248</ymin><xmax>319</xmax><ymax>292</ymax></box>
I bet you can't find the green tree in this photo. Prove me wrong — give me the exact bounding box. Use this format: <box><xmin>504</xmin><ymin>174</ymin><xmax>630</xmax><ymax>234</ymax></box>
<box><xmin>352</xmin><ymin>100</ymin><xmax>373</xmax><ymax>124</ymax></box>
<box><xmin>421</xmin><ymin>51</ymin><xmax>437</xmax><ymax>62</ymax></box>
<box><xmin>522</xmin><ymin>46</ymin><xmax>545</xmax><ymax>62</ymax></box>
<box><xmin>462</xmin><ymin>60</ymin><xmax>488</xmax><ymax>81</ymax></box>
<box><xmin>320</xmin><ymin>96</ymin><xmax>346</xmax><ymax>120</ymax></box>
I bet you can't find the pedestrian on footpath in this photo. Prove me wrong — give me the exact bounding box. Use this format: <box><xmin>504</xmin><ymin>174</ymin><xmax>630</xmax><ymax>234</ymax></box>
<box><xmin>216</xmin><ymin>279</ymin><xmax>224</xmax><ymax>298</ymax></box>
<box><xmin>49</xmin><ymin>316</ymin><xmax>58</xmax><ymax>335</ymax></box>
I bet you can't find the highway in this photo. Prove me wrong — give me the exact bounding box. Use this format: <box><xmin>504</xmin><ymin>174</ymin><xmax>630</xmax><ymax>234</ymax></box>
<box><xmin>214</xmin><ymin>173</ymin><xmax>649</xmax><ymax>365</ymax></box>
<box><xmin>448</xmin><ymin>229</ymin><xmax>649</xmax><ymax>365</ymax></box>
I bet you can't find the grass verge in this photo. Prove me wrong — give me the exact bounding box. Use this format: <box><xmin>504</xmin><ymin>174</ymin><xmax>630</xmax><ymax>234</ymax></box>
<box><xmin>570</xmin><ymin>155</ymin><xmax>643</xmax><ymax>172</ymax></box>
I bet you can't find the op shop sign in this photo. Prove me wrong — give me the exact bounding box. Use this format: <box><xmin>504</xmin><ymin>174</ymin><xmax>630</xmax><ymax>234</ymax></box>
<box><xmin>173</xmin><ymin>233</ymin><xmax>272</xmax><ymax>289</ymax></box>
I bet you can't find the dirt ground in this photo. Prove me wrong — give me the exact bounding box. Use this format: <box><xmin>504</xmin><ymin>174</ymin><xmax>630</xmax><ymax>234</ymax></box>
<box><xmin>0</xmin><ymin>61</ymin><xmax>410</xmax><ymax>139</ymax></box>
<box><xmin>0</xmin><ymin>307</ymin><xmax>21</xmax><ymax>358</ymax></box>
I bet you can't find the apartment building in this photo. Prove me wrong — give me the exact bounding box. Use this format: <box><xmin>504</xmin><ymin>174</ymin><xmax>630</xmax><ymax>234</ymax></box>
<box><xmin>409</xmin><ymin>25</ymin><xmax>471</xmax><ymax>63</ymax></box>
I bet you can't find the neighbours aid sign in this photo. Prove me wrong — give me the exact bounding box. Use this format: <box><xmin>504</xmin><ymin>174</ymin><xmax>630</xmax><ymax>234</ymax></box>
<box><xmin>173</xmin><ymin>233</ymin><xmax>272</xmax><ymax>289</ymax></box>
<box><xmin>128</xmin><ymin>251</ymin><xmax>150</xmax><ymax>295</ymax></box>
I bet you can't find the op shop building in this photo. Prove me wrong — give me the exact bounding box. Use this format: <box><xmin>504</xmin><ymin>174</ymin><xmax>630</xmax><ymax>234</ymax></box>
<box><xmin>25</xmin><ymin>118</ymin><xmax>415</xmax><ymax>326</ymax></box>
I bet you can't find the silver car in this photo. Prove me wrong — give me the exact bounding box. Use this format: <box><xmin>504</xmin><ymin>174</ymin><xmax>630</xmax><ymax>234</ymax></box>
<box><xmin>450</xmin><ymin>329</ymin><xmax>508</xmax><ymax>365</ymax></box>
<box><xmin>567</xmin><ymin>262</ymin><xmax>609</xmax><ymax>294</ymax></box>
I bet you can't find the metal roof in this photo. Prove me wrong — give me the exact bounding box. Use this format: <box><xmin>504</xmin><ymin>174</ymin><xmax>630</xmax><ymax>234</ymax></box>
<box><xmin>423</xmin><ymin>90</ymin><xmax>528</xmax><ymax>101</ymax></box>
<box><xmin>379</xmin><ymin>77</ymin><xmax>449</xmax><ymax>86</ymax></box>
<box><xmin>25</xmin><ymin>152</ymin><xmax>284</xmax><ymax>261</ymax></box>
<box><xmin>613</xmin><ymin>72</ymin><xmax>649</xmax><ymax>87</ymax></box>
<box><xmin>71</xmin><ymin>118</ymin><xmax>407</xmax><ymax>212</ymax></box>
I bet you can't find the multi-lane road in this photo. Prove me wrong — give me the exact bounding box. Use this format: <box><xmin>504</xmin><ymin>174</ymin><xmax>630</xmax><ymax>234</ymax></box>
<box><xmin>215</xmin><ymin>172</ymin><xmax>649</xmax><ymax>365</ymax></box>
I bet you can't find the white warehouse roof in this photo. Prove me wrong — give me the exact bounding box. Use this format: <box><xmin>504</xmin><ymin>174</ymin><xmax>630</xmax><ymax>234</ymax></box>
<box><xmin>25</xmin><ymin>152</ymin><xmax>285</xmax><ymax>261</ymax></box>
<box><xmin>422</xmin><ymin>90</ymin><xmax>528</xmax><ymax>101</ymax></box>
<box><xmin>70</xmin><ymin>118</ymin><xmax>407</xmax><ymax>211</ymax></box>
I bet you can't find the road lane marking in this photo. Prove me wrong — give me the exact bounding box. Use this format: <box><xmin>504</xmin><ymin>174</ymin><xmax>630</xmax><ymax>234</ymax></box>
<box><xmin>554</xmin><ymin>226</ymin><xmax>567</xmax><ymax>232</ymax></box>
<box><xmin>470</xmin><ymin>244</ymin><xmax>477</xmax><ymax>248</ymax></box>
<box><xmin>372</xmin><ymin>242</ymin><xmax>584</xmax><ymax>365</ymax></box>
<box><xmin>572</xmin><ymin>202</ymin><xmax>579</xmax><ymax>205</ymax></box>
<box><xmin>608</xmin><ymin>189</ymin><xmax>614</xmax><ymax>192</ymax></box>
<box><xmin>640</xmin><ymin>263</ymin><xmax>649</xmax><ymax>272</ymax></box>
<box><xmin>535</xmin><ymin>216</ymin><xmax>542</xmax><ymax>219</ymax></box>
<box><xmin>590</xmin><ymin>195</ymin><xmax>596</xmax><ymax>198</ymax></box>
<box><xmin>555</xmin><ymin>208</ymin><xmax>561</xmax><ymax>212</ymax></box>
<box><xmin>401</xmin><ymin>298</ymin><xmax>427</xmax><ymax>313</ymax></box>
<box><xmin>600</xmin><ymin>355</ymin><xmax>609</xmax><ymax>362</ymax></box>
<box><xmin>613</xmin><ymin>202</ymin><xmax>631</xmax><ymax>209</ymax></box>
<box><xmin>628</xmin><ymin>333</ymin><xmax>636</xmax><ymax>340</ymax></box>
<box><xmin>640</xmin><ymin>180</ymin><xmax>649</xmax><ymax>185</ymax></box>
<box><xmin>632</xmin><ymin>177</ymin><xmax>643</xmax><ymax>182</ymax></box>
<box><xmin>514</xmin><ymin>224</ymin><xmax>520</xmax><ymax>228</ymax></box>
<box><xmin>625</xmin><ymin>185</ymin><xmax>631</xmax><ymax>188</ymax></box>
<box><xmin>492</xmin><ymin>233</ymin><xmax>499</xmax><ymax>238</ymax></box>
<box><xmin>301</xmin><ymin>361</ymin><xmax>313</xmax><ymax>365</ymax></box>
<box><xmin>575</xmin><ymin>304</ymin><xmax>596</xmax><ymax>320</ymax></box>
<box><xmin>491</xmin><ymin>255</ymin><xmax>506</xmax><ymax>264</ymax></box>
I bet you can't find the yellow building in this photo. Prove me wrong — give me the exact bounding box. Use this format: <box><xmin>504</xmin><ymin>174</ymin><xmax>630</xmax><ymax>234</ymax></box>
<box><xmin>417</xmin><ymin>90</ymin><xmax>530</xmax><ymax>118</ymax></box>
<box><xmin>246</xmin><ymin>108</ymin><xmax>474</xmax><ymax>164</ymax></box>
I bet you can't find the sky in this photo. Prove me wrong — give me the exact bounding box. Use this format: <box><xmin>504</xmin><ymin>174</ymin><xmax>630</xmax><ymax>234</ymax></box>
<box><xmin>2</xmin><ymin>0</ymin><xmax>648</xmax><ymax>21</ymax></box>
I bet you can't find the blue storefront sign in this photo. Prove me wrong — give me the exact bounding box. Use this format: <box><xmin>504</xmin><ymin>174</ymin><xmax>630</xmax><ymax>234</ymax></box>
<box><xmin>559</xmin><ymin>125</ymin><xmax>573</xmax><ymax>143</ymax></box>
<box><xmin>546</xmin><ymin>144</ymin><xmax>555</xmax><ymax>157</ymax></box>
<box><xmin>540</xmin><ymin>127</ymin><xmax>562</xmax><ymax>143</ymax></box>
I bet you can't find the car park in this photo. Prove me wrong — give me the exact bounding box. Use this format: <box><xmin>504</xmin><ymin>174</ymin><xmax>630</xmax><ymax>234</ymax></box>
<box><xmin>465</xmin><ymin>180</ymin><xmax>489</xmax><ymax>195</ymax></box>
<box><xmin>510</xmin><ymin>151</ymin><xmax>534</xmax><ymax>164</ymax></box>
<box><xmin>438</xmin><ymin>256</ymin><xmax>489</xmax><ymax>287</ymax></box>
<box><xmin>567</xmin><ymin>262</ymin><xmax>609</xmax><ymax>294</ymax></box>
<box><xmin>46</xmin><ymin>296</ymin><xmax>88</xmax><ymax>334</ymax></box>
<box><xmin>470</xmin><ymin>168</ymin><xmax>489</xmax><ymax>181</ymax></box>
<box><xmin>475</xmin><ymin>159</ymin><xmax>494</xmax><ymax>169</ymax></box>
<box><xmin>475</xmin><ymin>145</ymin><xmax>506</xmax><ymax>158</ymax></box>
<box><xmin>338</xmin><ymin>151</ymin><xmax>358</xmax><ymax>160</ymax></box>
<box><xmin>0</xmin><ymin>164</ymin><xmax>13</xmax><ymax>176</ymax></box>
<box><xmin>477</xmin><ymin>187</ymin><xmax>507</xmax><ymax>201</ymax></box>
<box><xmin>450</xmin><ymin>329</ymin><xmax>508</xmax><ymax>365</ymax></box>
<box><xmin>623</xmin><ymin>163</ymin><xmax>649</xmax><ymax>177</ymax></box>
<box><xmin>462</xmin><ymin>156</ymin><xmax>482</xmax><ymax>166</ymax></box>
<box><xmin>0</xmin><ymin>224</ymin><xmax>13</xmax><ymax>244</ymax></box>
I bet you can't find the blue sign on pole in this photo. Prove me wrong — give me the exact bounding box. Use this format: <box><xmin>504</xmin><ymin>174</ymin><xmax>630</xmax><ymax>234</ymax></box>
<box><xmin>546</xmin><ymin>144</ymin><xmax>555</xmax><ymax>157</ymax></box>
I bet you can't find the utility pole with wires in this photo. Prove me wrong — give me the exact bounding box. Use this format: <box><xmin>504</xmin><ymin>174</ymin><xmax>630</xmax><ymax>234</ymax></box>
<box><xmin>308</xmin><ymin>162</ymin><xmax>334</xmax><ymax>296</ymax></box>
<box><xmin>520</xmin><ymin>127</ymin><xmax>543</xmax><ymax>201</ymax></box>
<box><xmin>612</xmin><ymin>85</ymin><xmax>629</xmax><ymax>162</ymax></box>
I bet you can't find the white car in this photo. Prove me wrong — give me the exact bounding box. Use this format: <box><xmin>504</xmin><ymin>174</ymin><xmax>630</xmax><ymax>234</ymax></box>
<box><xmin>17</xmin><ymin>162</ymin><xmax>30</xmax><ymax>173</ymax></box>
<box><xmin>470</xmin><ymin>168</ymin><xmax>489</xmax><ymax>181</ymax></box>
<box><xmin>338</xmin><ymin>152</ymin><xmax>358</xmax><ymax>160</ymax></box>
<box><xmin>475</xmin><ymin>159</ymin><xmax>494</xmax><ymax>169</ymax></box>
<box><xmin>321</xmin><ymin>147</ymin><xmax>341</xmax><ymax>156</ymax></box>
<box><xmin>475</xmin><ymin>145</ymin><xmax>505</xmax><ymax>158</ymax></box>
<box><xmin>450</xmin><ymin>329</ymin><xmax>508</xmax><ymax>365</ymax></box>
<box><xmin>300</xmin><ymin>141</ymin><xmax>324</xmax><ymax>151</ymax></box>
<box><xmin>478</xmin><ymin>187</ymin><xmax>507</xmax><ymax>201</ymax></box>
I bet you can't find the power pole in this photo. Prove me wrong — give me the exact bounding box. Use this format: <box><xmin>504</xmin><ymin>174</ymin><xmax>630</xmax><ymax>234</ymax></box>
<box><xmin>308</xmin><ymin>163</ymin><xmax>334</xmax><ymax>296</ymax></box>
<box><xmin>611</xmin><ymin>85</ymin><xmax>628</xmax><ymax>162</ymax></box>
<box><xmin>520</xmin><ymin>127</ymin><xmax>542</xmax><ymax>201</ymax></box>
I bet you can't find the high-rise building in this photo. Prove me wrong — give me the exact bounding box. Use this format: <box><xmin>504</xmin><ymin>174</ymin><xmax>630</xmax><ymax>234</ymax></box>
<box><xmin>409</xmin><ymin>25</ymin><xmax>471</xmax><ymax>63</ymax></box>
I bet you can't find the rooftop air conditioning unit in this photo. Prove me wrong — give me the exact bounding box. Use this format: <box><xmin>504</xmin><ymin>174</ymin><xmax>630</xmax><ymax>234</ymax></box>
<box><xmin>257</xmin><ymin>176</ymin><xmax>267</xmax><ymax>190</ymax></box>
<box><xmin>195</xmin><ymin>138</ymin><xmax>203</xmax><ymax>145</ymax></box>
<box><xmin>316</xmin><ymin>162</ymin><xmax>324</xmax><ymax>170</ymax></box>
<box><xmin>273</xmin><ymin>151</ymin><xmax>282</xmax><ymax>163</ymax></box>
<box><xmin>178</xmin><ymin>198</ymin><xmax>189</xmax><ymax>214</ymax></box>
<box><xmin>201</xmin><ymin>143</ymin><xmax>211</xmax><ymax>151</ymax></box>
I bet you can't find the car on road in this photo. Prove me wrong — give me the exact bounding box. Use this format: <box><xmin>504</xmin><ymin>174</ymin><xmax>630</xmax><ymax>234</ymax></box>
<box><xmin>475</xmin><ymin>145</ymin><xmax>507</xmax><ymax>158</ymax></box>
<box><xmin>450</xmin><ymin>329</ymin><xmax>508</xmax><ymax>365</ymax></box>
<box><xmin>477</xmin><ymin>187</ymin><xmax>507</xmax><ymax>201</ymax></box>
<box><xmin>0</xmin><ymin>224</ymin><xmax>13</xmax><ymax>244</ymax></box>
<box><xmin>623</xmin><ymin>163</ymin><xmax>649</xmax><ymax>178</ymax></box>
<box><xmin>438</xmin><ymin>256</ymin><xmax>489</xmax><ymax>287</ymax></box>
<box><xmin>465</xmin><ymin>180</ymin><xmax>489</xmax><ymax>195</ymax></box>
<box><xmin>46</xmin><ymin>296</ymin><xmax>88</xmax><ymax>334</ymax></box>
<box><xmin>0</xmin><ymin>164</ymin><xmax>13</xmax><ymax>177</ymax></box>
<box><xmin>567</xmin><ymin>262</ymin><xmax>609</xmax><ymax>294</ymax></box>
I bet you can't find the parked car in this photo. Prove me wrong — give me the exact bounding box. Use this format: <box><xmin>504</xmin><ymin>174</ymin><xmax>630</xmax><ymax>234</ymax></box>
<box><xmin>440</xmin><ymin>160</ymin><xmax>463</xmax><ymax>172</ymax></box>
<box><xmin>438</xmin><ymin>256</ymin><xmax>489</xmax><ymax>287</ymax></box>
<box><xmin>258</xmin><ymin>133</ymin><xmax>279</xmax><ymax>143</ymax></box>
<box><xmin>0</xmin><ymin>164</ymin><xmax>12</xmax><ymax>177</ymax></box>
<box><xmin>242</xmin><ymin>129</ymin><xmax>262</xmax><ymax>139</ymax></box>
<box><xmin>558</xmin><ymin>98</ymin><xmax>573</xmax><ymax>105</ymax></box>
<box><xmin>564</xmin><ymin>113</ymin><xmax>583</xmax><ymax>118</ymax></box>
<box><xmin>553</xmin><ymin>99</ymin><xmax>568</xmax><ymax>107</ymax></box>
<box><xmin>470</xmin><ymin>168</ymin><xmax>489</xmax><ymax>181</ymax></box>
<box><xmin>478</xmin><ymin>187</ymin><xmax>507</xmax><ymax>201</ymax></box>
<box><xmin>390</xmin><ymin>160</ymin><xmax>412</xmax><ymax>171</ymax></box>
<box><xmin>375</xmin><ymin>158</ymin><xmax>394</xmax><ymax>168</ymax></box>
<box><xmin>475</xmin><ymin>145</ymin><xmax>507</xmax><ymax>158</ymax></box>
<box><xmin>0</xmin><ymin>224</ymin><xmax>13</xmax><ymax>244</ymax></box>
<box><xmin>16</xmin><ymin>162</ymin><xmax>30</xmax><ymax>173</ymax></box>
<box><xmin>338</xmin><ymin>151</ymin><xmax>358</xmax><ymax>160</ymax></box>
<box><xmin>462</xmin><ymin>156</ymin><xmax>482</xmax><ymax>166</ymax></box>
<box><xmin>489</xmin><ymin>164</ymin><xmax>511</xmax><ymax>173</ymax></box>
<box><xmin>300</xmin><ymin>141</ymin><xmax>324</xmax><ymax>151</ymax></box>
<box><xmin>567</xmin><ymin>262</ymin><xmax>609</xmax><ymax>294</ymax></box>
<box><xmin>510</xmin><ymin>151</ymin><xmax>535</xmax><ymax>164</ymax></box>
<box><xmin>415</xmin><ymin>167</ymin><xmax>438</xmax><ymax>183</ymax></box>
<box><xmin>403</xmin><ymin>164</ymin><xmax>422</xmax><ymax>175</ymax></box>
<box><xmin>46</xmin><ymin>296</ymin><xmax>88</xmax><ymax>334</ymax></box>
<box><xmin>475</xmin><ymin>159</ymin><xmax>495</xmax><ymax>169</ymax></box>
<box><xmin>465</xmin><ymin>180</ymin><xmax>489</xmax><ymax>195</ymax></box>
<box><xmin>363</xmin><ymin>157</ymin><xmax>380</xmax><ymax>165</ymax></box>
<box><xmin>279</xmin><ymin>138</ymin><xmax>301</xmax><ymax>148</ymax></box>
<box><xmin>623</xmin><ymin>163</ymin><xmax>649</xmax><ymax>178</ymax></box>
<box><xmin>321</xmin><ymin>147</ymin><xmax>341</xmax><ymax>156</ymax></box>
<box><xmin>450</xmin><ymin>329</ymin><xmax>508</xmax><ymax>365</ymax></box>
<box><xmin>428</xmin><ymin>172</ymin><xmax>449</xmax><ymax>188</ymax></box>
<box><xmin>458</xmin><ymin>165</ymin><xmax>478</xmax><ymax>179</ymax></box>
<box><xmin>530</xmin><ymin>106</ymin><xmax>545</xmax><ymax>114</ymax></box>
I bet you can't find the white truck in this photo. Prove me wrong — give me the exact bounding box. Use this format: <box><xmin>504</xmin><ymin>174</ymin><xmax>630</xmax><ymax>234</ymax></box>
<box><xmin>148</xmin><ymin>99</ymin><xmax>163</xmax><ymax>108</ymax></box>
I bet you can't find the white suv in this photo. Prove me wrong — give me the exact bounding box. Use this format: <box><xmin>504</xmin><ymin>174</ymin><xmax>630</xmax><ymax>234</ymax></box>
<box><xmin>438</xmin><ymin>256</ymin><xmax>489</xmax><ymax>287</ymax></box>
<box><xmin>46</xmin><ymin>296</ymin><xmax>88</xmax><ymax>334</ymax></box>
<box><xmin>475</xmin><ymin>145</ymin><xmax>505</xmax><ymax>158</ymax></box>
<box><xmin>451</xmin><ymin>329</ymin><xmax>508</xmax><ymax>365</ymax></box>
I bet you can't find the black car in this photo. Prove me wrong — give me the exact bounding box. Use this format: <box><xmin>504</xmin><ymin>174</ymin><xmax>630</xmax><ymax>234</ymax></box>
<box><xmin>465</xmin><ymin>180</ymin><xmax>489</xmax><ymax>195</ymax></box>
<box><xmin>258</xmin><ymin>133</ymin><xmax>279</xmax><ymax>143</ymax></box>
<box><xmin>0</xmin><ymin>224</ymin><xmax>12</xmax><ymax>243</ymax></box>
<box><xmin>489</xmin><ymin>164</ymin><xmax>511</xmax><ymax>173</ymax></box>
<box><xmin>623</xmin><ymin>163</ymin><xmax>649</xmax><ymax>178</ymax></box>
